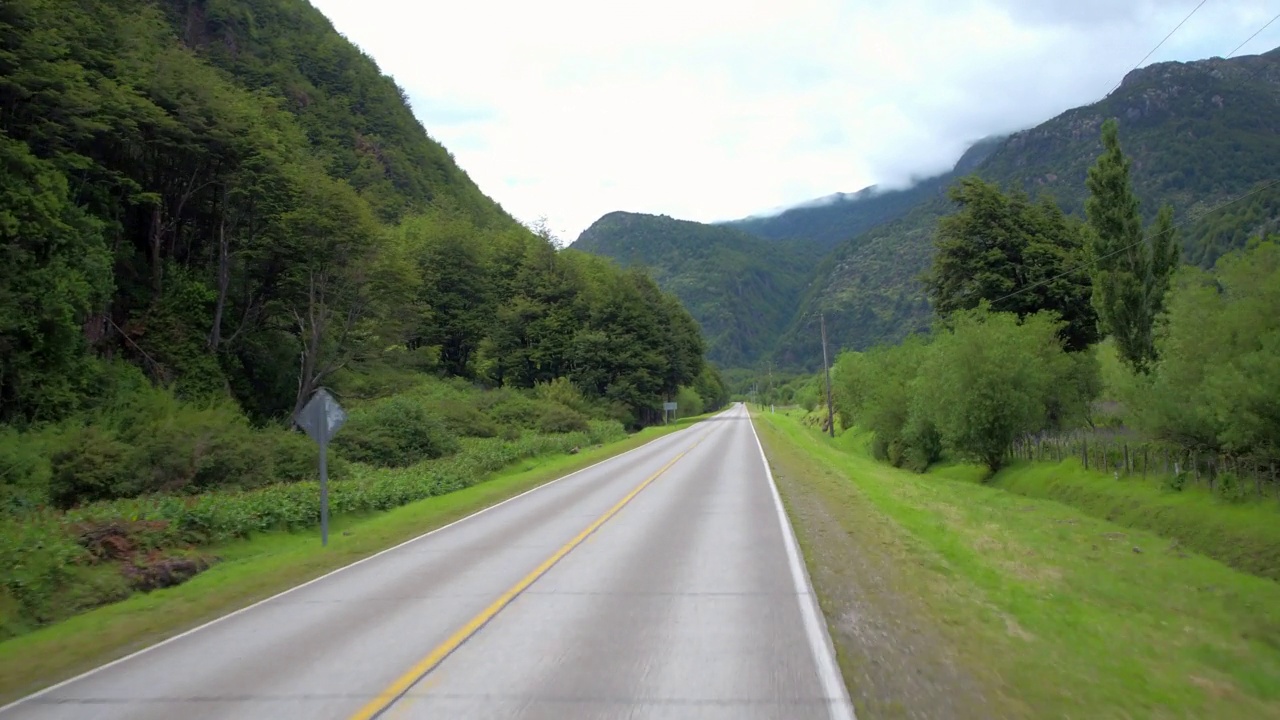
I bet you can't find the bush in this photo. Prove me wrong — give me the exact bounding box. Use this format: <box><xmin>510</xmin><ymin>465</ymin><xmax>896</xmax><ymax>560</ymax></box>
<box><xmin>478</xmin><ymin>391</ymin><xmax>543</xmax><ymax>431</ymax></box>
<box><xmin>537</xmin><ymin>404</ymin><xmax>590</xmax><ymax>434</ymax></box>
<box><xmin>533</xmin><ymin>378</ymin><xmax>592</xmax><ymax>415</ymax></box>
<box><xmin>0</xmin><ymin>426</ymin><xmax>55</xmax><ymax>512</ymax></box>
<box><xmin>917</xmin><ymin>308</ymin><xmax>1074</xmax><ymax>471</ymax></box>
<box><xmin>48</xmin><ymin>427</ymin><xmax>139</xmax><ymax>509</ymax></box>
<box><xmin>436</xmin><ymin>399</ymin><xmax>501</xmax><ymax>438</ymax></box>
<box><xmin>675</xmin><ymin>386</ymin><xmax>704</xmax><ymax>418</ymax></box>
<box><xmin>333</xmin><ymin>395</ymin><xmax>459</xmax><ymax>467</ymax></box>
<box><xmin>835</xmin><ymin>336</ymin><xmax>938</xmax><ymax>470</ymax></box>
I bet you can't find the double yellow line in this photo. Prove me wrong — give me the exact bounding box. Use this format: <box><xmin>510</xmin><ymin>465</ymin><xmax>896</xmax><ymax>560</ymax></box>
<box><xmin>349</xmin><ymin>436</ymin><xmax>708</xmax><ymax>719</ymax></box>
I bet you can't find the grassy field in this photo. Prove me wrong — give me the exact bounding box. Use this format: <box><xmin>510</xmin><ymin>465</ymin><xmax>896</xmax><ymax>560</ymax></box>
<box><xmin>933</xmin><ymin>460</ymin><xmax>1280</xmax><ymax>582</ymax></box>
<box><xmin>0</xmin><ymin>417</ymin><xmax>703</xmax><ymax>704</ymax></box>
<box><xmin>753</xmin><ymin>408</ymin><xmax>1280</xmax><ymax>719</ymax></box>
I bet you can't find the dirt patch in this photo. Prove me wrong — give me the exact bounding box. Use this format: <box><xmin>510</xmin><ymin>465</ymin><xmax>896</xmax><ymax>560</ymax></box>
<box><xmin>761</xmin><ymin>432</ymin><xmax>1016</xmax><ymax>719</ymax></box>
<box><xmin>68</xmin><ymin>520</ymin><xmax>215</xmax><ymax>593</ymax></box>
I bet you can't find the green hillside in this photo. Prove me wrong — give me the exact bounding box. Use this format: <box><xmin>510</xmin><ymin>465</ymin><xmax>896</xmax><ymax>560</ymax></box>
<box><xmin>572</xmin><ymin>212</ymin><xmax>817</xmax><ymax>367</ymax></box>
<box><xmin>777</xmin><ymin>47</ymin><xmax>1280</xmax><ymax>367</ymax></box>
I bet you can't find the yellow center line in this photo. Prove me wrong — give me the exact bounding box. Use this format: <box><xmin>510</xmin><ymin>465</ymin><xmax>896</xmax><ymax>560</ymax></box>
<box><xmin>348</xmin><ymin>436</ymin><xmax>710</xmax><ymax>720</ymax></box>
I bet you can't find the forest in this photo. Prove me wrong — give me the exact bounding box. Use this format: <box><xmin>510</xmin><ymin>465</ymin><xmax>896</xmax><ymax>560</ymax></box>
<box><xmin>0</xmin><ymin>0</ymin><xmax>727</xmax><ymax>637</ymax></box>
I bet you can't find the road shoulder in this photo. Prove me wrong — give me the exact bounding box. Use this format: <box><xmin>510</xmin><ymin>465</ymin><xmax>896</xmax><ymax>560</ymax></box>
<box><xmin>752</xmin><ymin>409</ymin><xmax>1011</xmax><ymax>719</ymax></box>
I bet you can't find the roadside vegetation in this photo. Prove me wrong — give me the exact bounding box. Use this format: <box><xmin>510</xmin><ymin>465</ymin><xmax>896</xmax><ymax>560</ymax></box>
<box><xmin>755</xmin><ymin>409</ymin><xmax>1280</xmax><ymax>719</ymax></box>
<box><xmin>748</xmin><ymin>119</ymin><xmax>1278</xmax><ymax>588</ymax></box>
<box><xmin>0</xmin><ymin>415</ymin><xmax>707</xmax><ymax>703</ymax></box>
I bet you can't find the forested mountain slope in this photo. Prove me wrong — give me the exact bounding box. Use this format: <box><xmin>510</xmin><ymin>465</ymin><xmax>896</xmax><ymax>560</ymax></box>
<box><xmin>0</xmin><ymin>0</ymin><xmax>711</xmax><ymax>426</ymax></box>
<box><xmin>572</xmin><ymin>212</ymin><xmax>817</xmax><ymax>367</ymax></box>
<box><xmin>724</xmin><ymin>135</ymin><xmax>1005</xmax><ymax>251</ymax></box>
<box><xmin>776</xmin><ymin>47</ymin><xmax>1280</xmax><ymax>368</ymax></box>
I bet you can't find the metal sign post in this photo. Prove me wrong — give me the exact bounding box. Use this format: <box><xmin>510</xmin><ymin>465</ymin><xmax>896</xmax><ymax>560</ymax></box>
<box><xmin>295</xmin><ymin>388</ymin><xmax>347</xmax><ymax>546</ymax></box>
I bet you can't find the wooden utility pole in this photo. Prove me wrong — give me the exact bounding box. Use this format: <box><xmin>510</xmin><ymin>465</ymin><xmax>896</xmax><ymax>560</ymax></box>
<box><xmin>820</xmin><ymin>312</ymin><xmax>835</xmax><ymax>438</ymax></box>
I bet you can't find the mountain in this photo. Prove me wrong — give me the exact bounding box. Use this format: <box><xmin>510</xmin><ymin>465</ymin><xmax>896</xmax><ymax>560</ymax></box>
<box><xmin>775</xmin><ymin>47</ymin><xmax>1280</xmax><ymax>368</ymax></box>
<box><xmin>572</xmin><ymin>212</ymin><xmax>817</xmax><ymax>367</ymax></box>
<box><xmin>723</xmin><ymin>136</ymin><xmax>1005</xmax><ymax>251</ymax></box>
<box><xmin>1</xmin><ymin>0</ymin><xmax>711</xmax><ymax>425</ymax></box>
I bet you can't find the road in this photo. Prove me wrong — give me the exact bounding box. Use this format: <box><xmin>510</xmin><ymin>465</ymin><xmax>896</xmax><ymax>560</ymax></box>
<box><xmin>1</xmin><ymin>404</ymin><xmax>854</xmax><ymax>720</ymax></box>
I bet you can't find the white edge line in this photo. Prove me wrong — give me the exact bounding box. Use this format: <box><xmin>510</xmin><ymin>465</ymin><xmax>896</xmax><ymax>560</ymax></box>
<box><xmin>0</xmin><ymin>415</ymin><xmax>719</xmax><ymax>714</ymax></box>
<box><xmin>745</xmin><ymin>404</ymin><xmax>857</xmax><ymax>720</ymax></box>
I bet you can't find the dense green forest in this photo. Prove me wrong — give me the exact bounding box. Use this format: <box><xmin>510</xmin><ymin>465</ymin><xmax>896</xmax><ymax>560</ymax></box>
<box><xmin>0</xmin><ymin>0</ymin><xmax>728</xmax><ymax>635</ymax></box>
<box><xmin>572</xmin><ymin>211</ymin><xmax>817</xmax><ymax>367</ymax></box>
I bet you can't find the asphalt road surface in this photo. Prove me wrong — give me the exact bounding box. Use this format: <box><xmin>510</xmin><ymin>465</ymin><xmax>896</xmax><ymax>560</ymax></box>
<box><xmin>2</xmin><ymin>404</ymin><xmax>854</xmax><ymax>720</ymax></box>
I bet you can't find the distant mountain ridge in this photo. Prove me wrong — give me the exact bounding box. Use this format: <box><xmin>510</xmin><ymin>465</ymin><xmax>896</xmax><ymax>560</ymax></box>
<box><xmin>722</xmin><ymin>135</ymin><xmax>1006</xmax><ymax>251</ymax></box>
<box><xmin>575</xmin><ymin>47</ymin><xmax>1280</xmax><ymax>370</ymax></box>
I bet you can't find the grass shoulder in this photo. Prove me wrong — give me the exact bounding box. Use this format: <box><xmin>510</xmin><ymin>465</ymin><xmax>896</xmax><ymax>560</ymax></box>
<box><xmin>0</xmin><ymin>417</ymin><xmax>703</xmax><ymax>704</ymax></box>
<box><xmin>753</xmin><ymin>408</ymin><xmax>1280</xmax><ymax>719</ymax></box>
<box><xmin>933</xmin><ymin>459</ymin><xmax>1280</xmax><ymax>582</ymax></box>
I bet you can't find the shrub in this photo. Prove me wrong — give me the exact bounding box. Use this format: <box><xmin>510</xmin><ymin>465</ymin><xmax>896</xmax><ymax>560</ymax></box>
<box><xmin>480</xmin><ymin>391</ymin><xmax>543</xmax><ymax>431</ymax></box>
<box><xmin>537</xmin><ymin>404</ymin><xmax>590</xmax><ymax>434</ymax></box>
<box><xmin>0</xmin><ymin>426</ymin><xmax>54</xmax><ymax>512</ymax></box>
<box><xmin>48</xmin><ymin>427</ymin><xmax>139</xmax><ymax>509</ymax></box>
<box><xmin>436</xmin><ymin>399</ymin><xmax>501</xmax><ymax>438</ymax></box>
<box><xmin>675</xmin><ymin>386</ymin><xmax>704</xmax><ymax>418</ymax></box>
<box><xmin>333</xmin><ymin>395</ymin><xmax>459</xmax><ymax>467</ymax></box>
<box><xmin>533</xmin><ymin>378</ymin><xmax>592</xmax><ymax>415</ymax></box>
<box><xmin>917</xmin><ymin>308</ymin><xmax>1073</xmax><ymax>471</ymax></box>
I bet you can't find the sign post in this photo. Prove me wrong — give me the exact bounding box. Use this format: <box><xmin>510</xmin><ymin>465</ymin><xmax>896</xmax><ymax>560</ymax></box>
<box><xmin>295</xmin><ymin>388</ymin><xmax>347</xmax><ymax>546</ymax></box>
<box><xmin>662</xmin><ymin>401</ymin><xmax>677</xmax><ymax>424</ymax></box>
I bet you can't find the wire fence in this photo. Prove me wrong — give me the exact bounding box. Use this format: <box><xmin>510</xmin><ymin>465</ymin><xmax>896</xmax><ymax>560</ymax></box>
<box><xmin>1010</xmin><ymin>429</ymin><xmax>1280</xmax><ymax>501</ymax></box>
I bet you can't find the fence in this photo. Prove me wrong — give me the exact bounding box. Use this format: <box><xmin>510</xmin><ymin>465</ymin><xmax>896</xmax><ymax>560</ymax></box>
<box><xmin>1009</xmin><ymin>430</ymin><xmax>1280</xmax><ymax>500</ymax></box>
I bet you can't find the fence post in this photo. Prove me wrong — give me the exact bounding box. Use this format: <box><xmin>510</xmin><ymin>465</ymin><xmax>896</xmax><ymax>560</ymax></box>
<box><xmin>1082</xmin><ymin>438</ymin><xmax>1088</xmax><ymax>470</ymax></box>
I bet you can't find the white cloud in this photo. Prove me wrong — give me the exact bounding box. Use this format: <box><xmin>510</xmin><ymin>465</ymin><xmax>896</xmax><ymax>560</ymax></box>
<box><xmin>308</xmin><ymin>0</ymin><xmax>1280</xmax><ymax>241</ymax></box>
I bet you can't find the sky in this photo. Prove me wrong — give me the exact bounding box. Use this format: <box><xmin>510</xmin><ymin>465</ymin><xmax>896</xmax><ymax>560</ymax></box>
<box><xmin>308</xmin><ymin>0</ymin><xmax>1280</xmax><ymax>242</ymax></box>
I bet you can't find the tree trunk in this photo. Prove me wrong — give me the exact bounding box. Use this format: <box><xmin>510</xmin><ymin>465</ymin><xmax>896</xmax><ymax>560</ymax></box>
<box><xmin>292</xmin><ymin>273</ymin><xmax>324</xmax><ymax>420</ymax></box>
<box><xmin>149</xmin><ymin>205</ymin><xmax>164</xmax><ymax>293</ymax></box>
<box><xmin>209</xmin><ymin>210</ymin><xmax>230</xmax><ymax>350</ymax></box>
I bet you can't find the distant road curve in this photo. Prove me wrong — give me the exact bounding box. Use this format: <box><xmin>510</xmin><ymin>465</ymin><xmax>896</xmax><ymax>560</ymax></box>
<box><xmin>2</xmin><ymin>403</ymin><xmax>855</xmax><ymax>720</ymax></box>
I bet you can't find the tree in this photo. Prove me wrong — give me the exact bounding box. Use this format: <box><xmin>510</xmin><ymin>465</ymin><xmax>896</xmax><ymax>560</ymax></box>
<box><xmin>1085</xmin><ymin>118</ymin><xmax>1180</xmax><ymax>373</ymax></box>
<box><xmin>916</xmin><ymin>307</ymin><xmax>1083</xmax><ymax>472</ymax></box>
<box><xmin>1124</xmin><ymin>238</ymin><xmax>1280</xmax><ymax>463</ymax></box>
<box><xmin>0</xmin><ymin>137</ymin><xmax>112</xmax><ymax>422</ymax></box>
<box><xmin>923</xmin><ymin>176</ymin><xmax>1098</xmax><ymax>352</ymax></box>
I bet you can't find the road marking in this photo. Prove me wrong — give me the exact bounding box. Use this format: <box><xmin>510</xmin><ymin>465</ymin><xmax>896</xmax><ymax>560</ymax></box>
<box><xmin>0</xmin><ymin>414</ymin><xmax>725</xmax><ymax>716</ymax></box>
<box><xmin>746</xmin><ymin>406</ymin><xmax>858</xmax><ymax>720</ymax></box>
<box><xmin>348</xmin><ymin>439</ymin><xmax>707</xmax><ymax>720</ymax></box>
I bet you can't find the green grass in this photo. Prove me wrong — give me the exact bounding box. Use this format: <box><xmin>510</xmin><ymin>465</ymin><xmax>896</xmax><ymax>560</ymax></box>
<box><xmin>932</xmin><ymin>460</ymin><xmax>1280</xmax><ymax>582</ymax></box>
<box><xmin>754</xmin><ymin>409</ymin><xmax>1280</xmax><ymax>719</ymax></box>
<box><xmin>0</xmin><ymin>417</ymin><xmax>704</xmax><ymax>704</ymax></box>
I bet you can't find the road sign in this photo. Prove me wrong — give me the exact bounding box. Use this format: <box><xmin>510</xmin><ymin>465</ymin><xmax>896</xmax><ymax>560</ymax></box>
<box><xmin>663</xmin><ymin>402</ymin><xmax>677</xmax><ymax>411</ymax></box>
<box><xmin>295</xmin><ymin>389</ymin><xmax>347</xmax><ymax>547</ymax></box>
<box><xmin>297</xmin><ymin>388</ymin><xmax>347</xmax><ymax>444</ymax></box>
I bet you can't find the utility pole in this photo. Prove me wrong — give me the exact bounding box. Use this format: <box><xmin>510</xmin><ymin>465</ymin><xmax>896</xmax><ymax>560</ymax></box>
<box><xmin>820</xmin><ymin>311</ymin><xmax>835</xmax><ymax>438</ymax></box>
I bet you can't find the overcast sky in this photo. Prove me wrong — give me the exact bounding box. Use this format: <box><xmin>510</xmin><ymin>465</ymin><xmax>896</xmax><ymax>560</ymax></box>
<box><xmin>309</xmin><ymin>0</ymin><xmax>1279</xmax><ymax>242</ymax></box>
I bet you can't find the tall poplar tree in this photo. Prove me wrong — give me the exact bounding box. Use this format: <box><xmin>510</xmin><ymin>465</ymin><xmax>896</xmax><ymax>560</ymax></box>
<box><xmin>1085</xmin><ymin>119</ymin><xmax>1180</xmax><ymax>373</ymax></box>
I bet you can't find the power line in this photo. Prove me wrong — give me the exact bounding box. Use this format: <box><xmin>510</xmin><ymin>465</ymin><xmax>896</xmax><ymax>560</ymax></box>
<box><xmin>1227</xmin><ymin>11</ymin><xmax>1280</xmax><ymax>58</ymax></box>
<box><xmin>1105</xmin><ymin>0</ymin><xmax>1211</xmax><ymax>97</ymax></box>
<box><xmin>989</xmin><ymin>178</ymin><xmax>1280</xmax><ymax>308</ymax></box>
